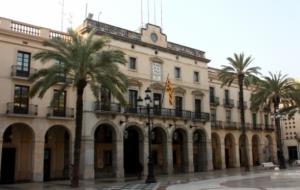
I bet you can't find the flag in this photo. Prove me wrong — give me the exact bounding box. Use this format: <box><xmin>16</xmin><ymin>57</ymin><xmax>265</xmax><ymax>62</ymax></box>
<box><xmin>166</xmin><ymin>77</ymin><xmax>173</xmax><ymax>106</ymax></box>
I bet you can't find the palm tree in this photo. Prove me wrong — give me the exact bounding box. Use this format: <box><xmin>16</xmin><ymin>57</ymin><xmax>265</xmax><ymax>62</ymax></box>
<box><xmin>29</xmin><ymin>29</ymin><xmax>128</xmax><ymax>187</ymax></box>
<box><xmin>218</xmin><ymin>53</ymin><xmax>261</xmax><ymax>171</ymax></box>
<box><xmin>251</xmin><ymin>72</ymin><xmax>298</xmax><ymax>169</ymax></box>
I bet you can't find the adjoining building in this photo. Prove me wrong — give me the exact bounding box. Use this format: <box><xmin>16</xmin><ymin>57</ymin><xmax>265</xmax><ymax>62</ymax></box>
<box><xmin>0</xmin><ymin>17</ymin><xmax>277</xmax><ymax>183</ymax></box>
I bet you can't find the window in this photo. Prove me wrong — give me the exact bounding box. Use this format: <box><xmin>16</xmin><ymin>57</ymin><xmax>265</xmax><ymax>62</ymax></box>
<box><xmin>264</xmin><ymin>114</ymin><xmax>269</xmax><ymax>127</ymax></box>
<box><xmin>210</xmin><ymin>109</ymin><xmax>217</xmax><ymax>122</ymax></box>
<box><xmin>175</xmin><ymin>96</ymin><xmax>183</xmax><ymax>116</ymax></box>
<box><xmin>225</xmin><ymin>110</ymin><xmax>231</xmax><ymax>122</ymax></box>
<box><xmin>209</xmin><ymin>87</ymin><xmax>215</xmax><ymax>103</ymax></box>
<box><xmin>224</xmin><ymin>90</ymin><xmax>230</xmax><ymax>102</ymax></box>
<box><xmin>153</xmin><ymin>93</ymin><xmax>162</xmax><ymax>115</ymax></box>
<box><xmin>16</xmin><ymin>51</ymin><xmax>31</xmax><ymax>77</ymax></box>
<box><xmin>100</xmin><ymin>87</ymin><xmax>111</xmax><ymax>105</ymax></box>
<box><xmin>194</xmin><ymin>99</ymin><xmax>201</xmax><ymax>118</ymax></box>
<box><xmin>129</xmin><ymin>57</ymin><xmax>136</xmax><ymax>70</ymax></box>
<box><xmin>152</xmin><ymin>63</ymin><xmax>162</xmax><ymax>81</ymax></box>
<box><xmin>175</xmin><ymin>67</ymin><xmax>181</xmax><ymax>79</ymax></box>
<box><xmin>14</xmin><ymin>85</ymin><xmax>29</xmax><ymax>114</ymax></box>
<box><xmin>55</xmin><ymin>59</ymin><xmax>66</xmax><ymax>82</ymax></box>
<box><xmin>53</xmin><ymin>90</ymin><xmax>66</xmax><ymax>116</ymax></box>
<box><xmin>193</xmin><ymin>71</ymin><xmax>199</xmax><ymax>82</ymax></box>
<box><xmin>128</xmin><ymin>90</ymin><xmax>138</xmax><ymax>112</ymax></box>
<box><xmin>252</xmin><ymin>113</ymin><xmax>257</xmax><ymax>128</ymax></box>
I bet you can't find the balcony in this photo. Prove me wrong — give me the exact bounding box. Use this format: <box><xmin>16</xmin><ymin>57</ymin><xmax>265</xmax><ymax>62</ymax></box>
<box><xmin>223</xmin><ymin>121</ymin><xmax>237</xmax><ymax>129</ymax></box>
<box><xmin>265</xmin><ymin>124</ymin><xmax>275</xmax><ymax>131</ymax></box>
<box><xmin>210</xmin><ymin>96</ymin><xmax>220</xmax><ymax>107</ymax></box>
<box><xmin>223</xmin><ymin>99</ymin><xmax>234</xmax><ymax>108</ymax></box>
<box><xmin>6</xmin><ymin>102</ymin><xmax>38</xmax><ymax>116</ymax></box>
<box><xmin>11</xmin><ymin>65</ymin><xmax>36</xmax><ymax>79</ymax></box>
<box><xmin>211</xmin><ymin>120</ymin><xmax>223</xmax><ymax>129</ymax></box>
<box><xmin>94</xmin><ymin>102</ymin><xmax>121</xmax><ymax>113</ymax></box>
<box><xmin>47</xmin><ymin>107</ymin><xmax>74</xmax><ymax>118</ymax></box>
<box><xmin>253</xmin><ymin>124</ymin><xmax>263</xmax><ymax>131</ymax></box>
<box><xmin>237</xmin><ymin>101</ymin><xmax>248</xmax><ymax>109</ymax></box>
<box><xmin>192</xmin><ymin>112</ymin><xmax>210</xmax><ymax>122</ymax></box>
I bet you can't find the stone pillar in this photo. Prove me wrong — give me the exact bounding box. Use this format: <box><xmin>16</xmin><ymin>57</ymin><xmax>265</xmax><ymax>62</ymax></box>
<box><xmin>248</xmin><ymin>143</ymin><xmax>253</xmax><ymax>167</ymax></box>
<box><xmin>272</xmin><ymin>142</ymin><xmax>278</xmax><ymax>163</ymax></box>
<box><xmin>258</xmin><ymin>142</ymin><xmax>264</xmax><ymax>163</ymax></box>
<box><xmin>220</xmin><ymin>142</ymin><xmax>226</xmax><ymax>169</ymax></box>
<box><xmin>80</xmin><ymin>138</ymin><xmax>94</xmax><ymax>179</ymax></box>
<box><xmin>206</xmin><ymin>140</ymin><xmax>213</xmax><ymax>171</ymax></box>
<box><xmin>143</xmin><ymin>138</ymin><xmax>149</xmax><ymax>177</ymax></box>
<box><xmin>32</xmin><ymin>140</ymin><xmax>44</xmax><ymax>182</ymax></box>
<box><xmin>234</xmin><ymin>143</ymin><xmax>240</xmax><ymax>168</ymax></box>
<box><xmin>166</xmin><ymin>140</ymin><xmax>173</xmax><ymax>174</ymax></box>
<box><xmin>115</xmin><ymin>140</ymin><xmax>124</xmax><ymax>178</ymax></box>
<box><xmin>187</xmin><ymin>140</ymin><xmax>194</xmax><ymax>173</ymax></box>
<box><xmin>0</xmin><ymin>140</ymin><xmax>3</xmax><ymax>178</ymax></box>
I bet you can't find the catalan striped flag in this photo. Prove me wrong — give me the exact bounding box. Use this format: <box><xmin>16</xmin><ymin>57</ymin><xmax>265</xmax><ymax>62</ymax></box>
<box><xmin>166</xmin><ymin>77</ymin><xmax>173</xmax><ymax>106</ymax></box>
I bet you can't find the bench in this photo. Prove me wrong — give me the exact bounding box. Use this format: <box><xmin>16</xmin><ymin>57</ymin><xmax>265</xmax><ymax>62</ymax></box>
<box><xmin>261</xmin><ymin>162</ymin><xmax>278</xmax><ymax>169</ymax></box>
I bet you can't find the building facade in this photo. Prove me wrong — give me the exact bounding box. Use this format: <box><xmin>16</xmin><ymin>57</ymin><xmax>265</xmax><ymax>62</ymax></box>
<box><xmin>0</xmin><ymin>17</ymin><xmax>277</xmax><ymax>183</ymax></box>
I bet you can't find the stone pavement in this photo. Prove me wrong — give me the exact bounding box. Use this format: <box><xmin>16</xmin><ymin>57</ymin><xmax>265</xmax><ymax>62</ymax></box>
<box><xmin>1</xmin><ymin>168</ymin><xmax>300</xmax><ymax>190</ymax></box>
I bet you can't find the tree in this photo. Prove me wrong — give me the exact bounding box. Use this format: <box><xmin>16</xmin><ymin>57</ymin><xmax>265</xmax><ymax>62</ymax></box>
<box><xmin>251</xmin><ymin>72</ymin><xmax>298</xmax><ymax>169</ymax></box>
<box><xmin>218</xmin><ymin>53</ymin><xmax>261</xmax><ymax>171</ymax></box>
<box><xmin>29</xmin><ymin>29</ymin><xmax>128</xmax><ymax>187</ymax></box>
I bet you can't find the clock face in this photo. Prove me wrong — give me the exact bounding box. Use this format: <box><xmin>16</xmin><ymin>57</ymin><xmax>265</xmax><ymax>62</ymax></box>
<box><xmin>152</xmin><ymin>63</ymin><xmax>161</xmax><ymax>81</ymax></box>
<box><xmin>151</xmin><ymin>32</ymin><xmax>158</xmax><ymax>43</ymax></box>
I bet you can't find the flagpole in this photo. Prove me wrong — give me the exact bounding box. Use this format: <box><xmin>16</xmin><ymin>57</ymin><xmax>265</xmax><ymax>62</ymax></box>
<box><xmin>161</xmin><ymin>73</ymin><xmax>169</xmax><ymax>106</ymax></box>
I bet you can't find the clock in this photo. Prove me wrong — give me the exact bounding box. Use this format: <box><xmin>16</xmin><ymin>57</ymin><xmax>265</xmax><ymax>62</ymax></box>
<box><xmin>151</xmin><ymin>32</ymin><xmax>158</xmax><ymax>43</ymax></box>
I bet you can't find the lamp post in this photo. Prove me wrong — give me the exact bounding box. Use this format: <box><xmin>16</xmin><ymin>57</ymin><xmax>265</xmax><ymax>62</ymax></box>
<box><xmin>271</xmin><ymin>107</ymin><xmax>286</xmax><ymax>169</ymax></box>
<box><xmin>137</xmin><ymin>87</ymin><xmax>158</xmax><ymax>183</ymax></box>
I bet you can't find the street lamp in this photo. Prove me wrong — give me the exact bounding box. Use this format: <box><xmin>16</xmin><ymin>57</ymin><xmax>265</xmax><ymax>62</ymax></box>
<box><xmin>137</xmin><ymin>87</ymin><xmax>158</xmax><ymax>183</ymax></box>
<box><xmin>271</xmin><ymin>108</ymin><xmax>286</xmax><ymax>169</ymax></box>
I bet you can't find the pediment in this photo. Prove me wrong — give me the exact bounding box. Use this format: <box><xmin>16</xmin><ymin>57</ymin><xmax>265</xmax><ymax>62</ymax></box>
<box><xmin>149</xmin><ymin>82</ymin><xmax>164</xmax><ymax>91</ymax></box>
<box><xmin>128</xmin><ymin>78</ymin><xmax>142</xmax><ymax>87</ymax></box>
<box><xmin>173</xmin><ymin>86</ymin><xmax>186</xmax><ymax>94</ymax></box>
<box><xmin>150</xmin><ymin>56</ymin><xmax>164</xmax><ymax>64</ymax></box>
<box><xmin>191</xmin><ymin>90</ymin><xmax>204</xmax><ymax>96</ymax></box>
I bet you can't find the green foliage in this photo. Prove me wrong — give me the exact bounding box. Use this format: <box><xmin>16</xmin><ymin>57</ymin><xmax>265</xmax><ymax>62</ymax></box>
<box><xmin>29</xmin><ymin>29</ymin><xmax>128</xmax><ymax>105</ymax></box>
<box><xmin>250</xmin><ymin>72</ymin><xmax>298</xmax><ymax>112</ymax></box>
<box><xmin>218</xmin><ymin>53</ymin><xmax>261</xmax><ymax>88</ymax></box>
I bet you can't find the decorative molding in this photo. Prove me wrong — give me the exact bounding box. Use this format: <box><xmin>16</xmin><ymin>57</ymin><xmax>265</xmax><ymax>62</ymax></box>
<box><xmin>128</xmin><ymin>78</ymin><xmax>142</xmax><ymax>87</ymax></box>
<box><xmin>149</xmin><ymin>82</ymin><xmax>164</xmax><ymax>91</ymax></box>
<box><xmin>191</xmin><ymin>90</ymin><xmax>204</xmax><ymax>96</ymax></box>
<box><xmin>173</xmin><ymin>86</ymin><xmax>186</xmax><ymax>94</ymax></box>
<box><xmin>150</xmin><ymin>56</ymin><xmax>164</xmax><ymax>64</ymax></box>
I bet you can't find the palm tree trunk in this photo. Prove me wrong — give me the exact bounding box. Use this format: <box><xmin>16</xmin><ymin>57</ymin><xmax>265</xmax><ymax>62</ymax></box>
<box><xmin>71</xmin><ymin>80</ymin><xmax>87</xmax><ymax>187</ymax></box>
<box><xmin>238</xmin><ymin>76</ymin><xmax>250</xmax><ymax>171</ymax></box>
<box><xmin>273</xmin><ymin>99</ymin><xmax>286</xmax><ymax>169</ymax></box>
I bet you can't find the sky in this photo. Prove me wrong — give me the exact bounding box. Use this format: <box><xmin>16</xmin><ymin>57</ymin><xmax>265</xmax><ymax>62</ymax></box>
<box><xmin>1</xmin><ymin>0</ymin><xmax>300</xmax><ymax>78</ymax></box>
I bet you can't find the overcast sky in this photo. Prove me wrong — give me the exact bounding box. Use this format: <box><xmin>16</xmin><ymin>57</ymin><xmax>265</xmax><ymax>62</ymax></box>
<box><xmin>1</xmin><ymin>0</ymin><xmax>300</xmax><ymax>78</ymax></box>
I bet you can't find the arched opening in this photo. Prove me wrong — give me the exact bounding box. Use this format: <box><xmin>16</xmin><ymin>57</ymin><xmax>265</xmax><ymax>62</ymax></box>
<box><xmin>172</xmin><ymin>128</ymin><xmax>188</xmax><ymax>173</ymax></box>
<box><xmin>123</xmin><ymin>126</ymin><xmax>144</xmax><ymax>177</ymax></box>
<box><xmin>152</xmin><ymin>127</ymin><xmax>167</xmax><ymax>174</ymax></box>
<box><xmin>252</xmin><ymin>135</ymin><xmax>260</xmax><ymax>166</ymax></box>
<box><xmin>44</xmin><ymin>125</ymin><xmax>70</xmax><ymax>181</ymax></box>
<box><xmin>1</xmin><ymin>123</ymin><xmax>34</xmax><ymax>183</ymax></box>
<box><xmin>94</xmin><ymin>123</ymin><xmax>116</xmax><ymax>178</ymax></box>
<box><xmin>212</xmin><ymin>133</ymin><xmax>222</xmax><ymax>169</ymax></box>
<box><xmin>264</xmin><ymin>135</ymin><xmax>274</xmax><ymax>162</ymax></box>
<box><xmin>239</xmin><ymin>135</ymin><xmax>248</xmax><ymax>167</ymax></box>
<box><xmin>224</xmin><ymin>133</ymin><xmax>236</xmax><ymax>168</ymax></box>
<box><xmin>193</xmin><ymin>130</ymin><xmax>207</xmax><ymax>172</ymax></box>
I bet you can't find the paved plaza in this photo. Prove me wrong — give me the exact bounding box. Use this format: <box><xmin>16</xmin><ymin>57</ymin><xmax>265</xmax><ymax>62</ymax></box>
<box><xmin>1</xmin><ymin>168</ymin><xmax>300</xmax><ymax>190</ymax></box>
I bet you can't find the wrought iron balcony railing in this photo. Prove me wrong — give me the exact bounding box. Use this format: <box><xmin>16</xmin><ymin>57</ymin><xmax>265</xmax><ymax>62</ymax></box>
<box><xmin>237</xmin><ymin>101</ymin><xmax>248</xmax><ymax>109</ymax></box>
<box><xmin>211</xmin><ymin>120</ymin><xmax>223</xmax><ymax>129</ymax></box>
<box><xmin>94</xmin><ymin>102</ymin><xmax>121</xmax><ymax>113</ymax></box>
<box><xmin>265</xmin><ymin>124</ymin><xmax>275</xmax><ymax>131</ymax></box>
<box><xmin>11</xmin><ymin>65</ymin><xmax>36</xmax><ymax>78</ymax></box>
<box><xmin>210</xmin><ymin>96</ymin><xmax>220</xmax><ymax>106</ymax></box>
<box><xmin>223</xmin><ymin>121</ymin><xmax>237</xmax><ymax>129</ymax></box>
<box><xmin>223</xmin><ymin>99</ymin><xmax>234</xmax><ymax>108</ymax></box>
<box><xmin>253</xmin><ymin>123</ymin><xmax>263</xmax><ymax>131</ymax></box>
<box><xmin>6</xmin><ymin>102</ymin><xmax>38</xmax><ymax>115</ymax></box>
<box><xmin>47</xmin><ymin>107</ymin><xmax>74</xmax><ymax>118</ymax></box>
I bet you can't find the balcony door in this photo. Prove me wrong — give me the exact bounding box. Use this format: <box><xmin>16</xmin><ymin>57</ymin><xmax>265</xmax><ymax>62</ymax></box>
<box><xmin>224</xmin><ymin>89</ymin><xmax>230</xmax><ymax>104</ymax></box>
<box><xmin>100</xmin><ymin>87</ymin><xmax>111</xmax><ymax>111</ymax></box>
<box><xmin>153</xmin><ymin>93</ymin><xmax>162</xmax><ymax>115</ymax></box>
<box><xmin>175</xmin><ymin>96</ymin><xmax>183</xmax><ymax>117</ymax></box>
<box><xmin>209</xmin><ymin>87</ymin><xmax>215</xmax><ymax>102</ymax></box>
<box><xmin>53</xmin><ymin>90</ymin><xmax>66</xmax><ymax>117</ymax></box>
<box><xmin>128</xmin><ymin>90</ymin><xmax>138</xmax><ymax>113</ymax></box>
<box><xmin>16</xmin><ymin>51</ymin><xmax>31</xmax><ymax>77</ymax></box>
<box><xmin>14</xmin><ymin>85</ymin><xmax>29</xmax><ymax>114</ymax></box>
<box><xmin>194</xmin><ymin>99</ymin><xmax>201</xmax><ymax>118</ymax></box>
